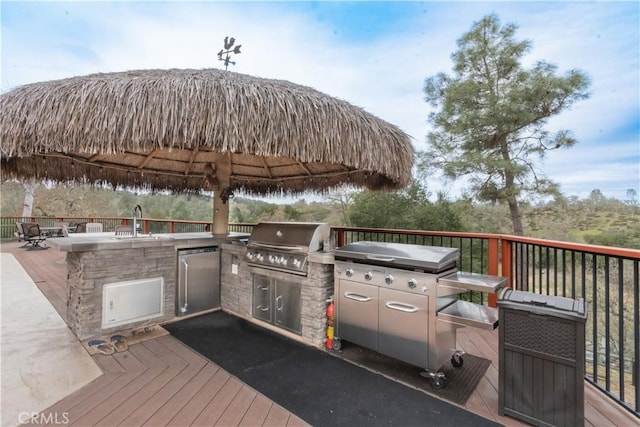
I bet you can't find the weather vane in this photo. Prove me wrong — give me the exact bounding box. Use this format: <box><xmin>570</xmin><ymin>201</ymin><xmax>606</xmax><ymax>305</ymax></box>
<box><xmin>217</xmin><ymin>36</ymin><xmax>242</xmax><ymax>71</ymax></box>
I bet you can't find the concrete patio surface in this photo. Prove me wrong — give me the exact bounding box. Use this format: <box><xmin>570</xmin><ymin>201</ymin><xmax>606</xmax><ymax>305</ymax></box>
<box><xmin>1</xmin><ymin>253</ymin><xmax>102</xmax><ymax>426</ymax></box>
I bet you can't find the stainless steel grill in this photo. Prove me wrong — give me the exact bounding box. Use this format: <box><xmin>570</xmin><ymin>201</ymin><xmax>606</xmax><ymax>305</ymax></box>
<box><xmin>333</xmin><ymin>241</ymin><xmax>505</xmax><ymax>389</ymax></box>
<box><xmin>245</xmin><ymin>222</ymin><xmax>330</xmax><ymax>276</ymax></box>
<box><xmin>246</xmin><ymin>222</ymin><xmax>330</xmax><ymax>336</ymax></box>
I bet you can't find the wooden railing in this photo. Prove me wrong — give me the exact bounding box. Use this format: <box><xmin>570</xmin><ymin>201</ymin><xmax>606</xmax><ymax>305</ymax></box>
<box><xmin>1</xmin><ymin>216</ymin><xmax>638</xmax><ymax>417</ymax></box>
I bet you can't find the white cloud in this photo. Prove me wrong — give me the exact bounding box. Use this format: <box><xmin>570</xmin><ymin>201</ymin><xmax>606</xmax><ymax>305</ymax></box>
<box><xmin>1</xmin><ymin>1</ymin><xmax>638</xmax><ymax>202</ymax></box>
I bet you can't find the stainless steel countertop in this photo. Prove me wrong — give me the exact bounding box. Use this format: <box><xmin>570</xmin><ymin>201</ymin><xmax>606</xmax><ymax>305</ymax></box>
<box><xmin>48</xmin><ymin>232</ymin><xmax>249</xmax><ymax>252</ymax></box>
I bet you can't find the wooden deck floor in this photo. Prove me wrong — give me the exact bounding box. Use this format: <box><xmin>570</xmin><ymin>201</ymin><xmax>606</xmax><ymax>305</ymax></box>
<box><xmin>2</xmin><ymin>240</ymin><xmax>638</xmax><ymax>426</ymax></box>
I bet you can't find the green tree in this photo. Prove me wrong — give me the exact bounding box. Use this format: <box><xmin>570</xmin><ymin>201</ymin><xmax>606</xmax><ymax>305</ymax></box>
<box><xmin>419</xmin><ymin>14</ymin><xmax>590</xmax><ymax>235</ymax></box>
<box><xmin>348</xmin><ymin>181</ymin><xmax>463</xmax><ymax>232</ymax></box>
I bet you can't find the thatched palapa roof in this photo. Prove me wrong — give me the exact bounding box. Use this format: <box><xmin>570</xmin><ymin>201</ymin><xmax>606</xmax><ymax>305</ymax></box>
<box><xmin>1</xmin><ymin>68</ymin><xmax>414</xmax><ymax>194</ymax></box>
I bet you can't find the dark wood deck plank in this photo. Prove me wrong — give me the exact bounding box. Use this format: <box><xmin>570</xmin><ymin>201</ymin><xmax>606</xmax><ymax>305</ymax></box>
<box><xmin>141</xmin><ymin>362</ymin><xmax>220</xmax><ymax>427</ymax></box>
<box><xmin>286</xmin><ymin>414</ymin><xmax>309</xmax><ymax>426</ymax></box>
<box><xmin>73</xmin><ymin>352</ymin><xmax>168</xmax><ymax>426</ymax></box>
<box><xmin>239</xmin><ymin>393</ymin><xmax>272</xmax><ymax>427</ymax></box>
<box><xmin>64</xmin><ymin>368</ymin><xmax>146</xmax><ymax>425</ymax></box>
<box><xmin>167</xmin><ymin>369</ymin><xmax>231</xmax><ymax>426</ymax></box>
<box><xmin>92</xmin><ymin>344</ymin><xmax>172</xmax><ymax>426</ymax></box>
<box><xmin>262</xmin><ymin>404</ymin><xmax>291</xmax><ymax>427</ymax></box>
<box><xmin>190</xmin><ymin>376</ymin><xmax>243</xmax><ymax>426</ymax></box>
<box><xmin>119</xmin><ymin>360</ymin><xmax>207</xmax><ymax>425</ymax></box>
<box><xmin>215</xmin><ymin>385</ymin><xmax>258</xmax><ymax>426</ymax></box>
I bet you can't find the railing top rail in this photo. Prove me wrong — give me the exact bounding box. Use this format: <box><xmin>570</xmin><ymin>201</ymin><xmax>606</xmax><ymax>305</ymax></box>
<box><xmin>499</xmin><ymin>234</ymin><xmax>640</xmax><ymax>259</ymax></box>
<box><xmin>331</xmin><ymin>226</ymin><xmax>499</xmax><ymax>240</ymax></box>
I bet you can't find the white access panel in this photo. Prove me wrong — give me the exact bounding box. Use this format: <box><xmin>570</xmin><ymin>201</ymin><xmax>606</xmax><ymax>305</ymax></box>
<box><xmin>102</xmin><ymin>277</ymin><xmax>164</xmax><ymax>328</ymax></box>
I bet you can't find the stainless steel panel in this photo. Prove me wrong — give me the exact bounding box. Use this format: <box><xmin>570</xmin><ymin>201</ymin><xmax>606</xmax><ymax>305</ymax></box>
<box><xmin>248</xmin><ymin>222</ymin><xmax>330</xmax><ymax>252</ymax></box>
<box><xmin>176</xmin><ymin>247</ymin><xmax>220</xmax><ymax>316</ymax></box>
<box><xmin>334</xmin><ymin>260</ymin><xmax>441</xmax><ymax>296</ymax></box>
<box><xmin>438</xmin><ymin>271</ymin><xmax>507</xmax><ymax>295</ymax></box>
<box><xmin>335</xmin><ymin>241</ymin><xmax>459</xmax><ymax>272</ymax></box>
<box><xmin>253</xmin><ymin>275</ymin><xmax>272</xmax><ymax>323</ymax></box>
<box><xmin>275</xmin><ymin>280</ymin><xmax>301</xmax><ymax>334</ymax></box>
<box><xmin>336</xmin><ymin>279</ymin><xmax>379</xmax><ymax>350</ymax></box>
<box><xmin>438</xmin><ymin>300</ymin><xmax>499</xmax><ymax>330</ymax></box>
<box><xmin>378</xmin><ymin>287</ymin><xmax>429</xmax><ymax>368</ymax></box>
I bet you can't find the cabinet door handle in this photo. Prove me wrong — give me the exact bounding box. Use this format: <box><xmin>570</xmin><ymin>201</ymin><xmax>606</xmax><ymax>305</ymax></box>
<box><xmin>258</xmin><ymin>304</ymin><xmax>270</xmax><ymax>312</ymax></box>
<box><xmin>344</xmin><ymin>292</ymin><xmax>371</xmax><ymax>302</ymax></box>
<box><xmin>276</xmin><ymin>295</ymin><xmax>283</xmax><ymax>311</ymax></box>
<box><xmin>385</xmin><ymin>301</ymin><xmax>418</xmax><ymax>313</ymax></box>
<box><xmin>181</xmin><ymin>260</ymin><xmax>189</xmax><ymax>311</ymax></box>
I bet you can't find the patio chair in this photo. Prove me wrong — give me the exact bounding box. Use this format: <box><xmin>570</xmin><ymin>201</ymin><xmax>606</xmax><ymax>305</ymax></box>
<box><xmin>86</xmin><ymin>223</ymin><xmax>103</xmax><ymax>233</ymax></box>
<box><xmin>74</xmin><ymin>222</ymin><xmax>87</xmax><ymax>233</ymax></box>
<box><xmin>115</xmin><ymin>225</ymin><xmax>133</xmax><ymax>236</ymax></box>
<box><xmin>21</xmin><ymin>223</ymin><xmax>48</xmax><ymax>249</ymax></box>
<box><xmin>15</xmin><ymin>222</ymin><xmax>25</xmax><ymax>242</ymax></box>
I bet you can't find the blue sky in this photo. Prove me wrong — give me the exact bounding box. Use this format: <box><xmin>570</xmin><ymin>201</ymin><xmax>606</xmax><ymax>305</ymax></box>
<box><xmin>1</xmin><ymin>1</ymin><xmax>639</xmax><ymax>202</ymax></box>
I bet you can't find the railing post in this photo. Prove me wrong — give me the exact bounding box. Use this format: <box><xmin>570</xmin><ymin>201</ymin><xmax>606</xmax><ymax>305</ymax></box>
<box><xmin>501</xmin><ymin>238</ymin><xmax>512</xmax><ymax>290</ymax></box>
<box><xmin>169</xmin><ymin>221</ymin><xmax>175</xmax><ymax>234</ymax></box>
<box><xmin>336</xmin><ymin>228</ymin><xmax>346</xmax><ymax>248</ymax></box>
<box><xmin>488</xmin><ymin>237</ymin><xmax>500</xmax><ymax>307</ymax></box>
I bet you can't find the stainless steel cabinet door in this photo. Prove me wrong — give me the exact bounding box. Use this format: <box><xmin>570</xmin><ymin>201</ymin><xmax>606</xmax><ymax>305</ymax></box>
<box><xmin>177</xmin><ymin>249</ymin><xmax>220</xmax><ymax>316</ymax></box>
<box><xmin>336</xmin><ymin>279</ymin><xmax>379</xmax><ymax>351</ymax></box>
<box><xmin>378</xmin><ymin>287</ymin><xmax>429</xmax><ymax>368</ymax></box>
<box><xmin>275</xmin><ymin>279</ymin><xmax>301</xmax><ymax>334</ymax></box>
<box><xmin>253</xmin><ymin>275</ymin><xmax>272</xmax><ymax>323</ymax></box>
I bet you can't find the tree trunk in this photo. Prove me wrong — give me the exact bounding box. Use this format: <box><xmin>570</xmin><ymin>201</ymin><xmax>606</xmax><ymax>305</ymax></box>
<box><xmin>507</xmin><ymin>195</ymin><xmax>524</xmax><ymax>236</ymax></box>
<box><xmin>499</xmin><ymin>138</ymin><xmax>524</xmax><ymax>235</ymax></box>
<box><xmin>21</xmin><ymin>179</ymin><xmax>37</xmax><ymax>219</ymax></box>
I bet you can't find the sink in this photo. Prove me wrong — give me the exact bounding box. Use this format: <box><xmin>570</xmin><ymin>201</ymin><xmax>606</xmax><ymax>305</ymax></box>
<box><xmin>110</xmin><ymin>235</ymin><xmax>165</xmax><ymax>241</ymax></box>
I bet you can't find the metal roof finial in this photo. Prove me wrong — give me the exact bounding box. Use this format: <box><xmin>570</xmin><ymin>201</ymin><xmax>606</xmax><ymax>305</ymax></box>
<box><xmin>217</xmin><ymin>36</ymin><xmax>242</xmax><ymax>71</ymax></box>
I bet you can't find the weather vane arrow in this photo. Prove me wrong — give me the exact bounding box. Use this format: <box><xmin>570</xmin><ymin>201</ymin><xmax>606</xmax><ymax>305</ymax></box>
<box><xmin>218</xmin><ymin>36</ymin><xmax>242</xmax><ymax>70</ymax></box>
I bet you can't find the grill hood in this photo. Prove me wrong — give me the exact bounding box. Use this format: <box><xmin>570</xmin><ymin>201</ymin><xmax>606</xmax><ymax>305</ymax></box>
<box><xmin>334</xmin><ymin>241</ymin><xmax>459</xmax><ymax>272</ymax></box>
<box><xmin>247</xmin><ymin>222</ymin><xmax>330</xmax><ymax>252</ymax></box>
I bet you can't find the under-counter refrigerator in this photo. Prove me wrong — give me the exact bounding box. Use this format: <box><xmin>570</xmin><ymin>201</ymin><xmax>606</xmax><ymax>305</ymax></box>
<box><xmin>176</xmin><ymin>247</ymin><xmax>220</xmax><ymax>316</ymax></box>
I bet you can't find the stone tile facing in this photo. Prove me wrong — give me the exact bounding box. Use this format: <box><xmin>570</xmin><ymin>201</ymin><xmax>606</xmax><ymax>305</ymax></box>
<box><xmin>220</xmin><ymin>243</ymin><xmax>335</xmax><ymax>348</ymax></box>
<box><xmin>66</xmin><ymin>246</ymin><xmax>176</xmax><ymax>339</ymax></box>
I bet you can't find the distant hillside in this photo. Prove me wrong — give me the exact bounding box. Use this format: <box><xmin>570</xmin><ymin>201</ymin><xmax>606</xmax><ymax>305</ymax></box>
<box><xmin>2</xmin><ymin>181</ymin><xmax>638</xmax><ymax>249</ymax></box>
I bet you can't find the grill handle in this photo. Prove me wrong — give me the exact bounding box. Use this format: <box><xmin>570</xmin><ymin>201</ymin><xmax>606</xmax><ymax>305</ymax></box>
<box><xmin>365</xmin><ymin>255</ymin><xmax>396</xmax><ymax>262</ymax></box>
<box><xmin>249</xmin><ymin>242</ymin><xmax>306</xmax><ymax>252</ymax></box>
<box><xmin>344</xmin><ymin>292</ymin><xmax>372</xmax><ymax>302</ymax></box>
<box><xmin>385</xmin><ymin>301</ymin><xmax>418</xmax><ymax>313</ymax></box>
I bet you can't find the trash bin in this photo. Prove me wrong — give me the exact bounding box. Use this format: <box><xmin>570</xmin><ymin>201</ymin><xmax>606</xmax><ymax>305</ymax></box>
<box><xmin>498</xmin><ymin>288</ymin><xmax>587</xmax><ymax>427</ymax></box>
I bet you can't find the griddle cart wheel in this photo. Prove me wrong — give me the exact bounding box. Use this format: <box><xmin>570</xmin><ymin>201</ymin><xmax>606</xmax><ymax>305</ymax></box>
<box><xmin>431</xmin><ymin>376</ymin><xmax>446</xmax><ymax>390</ymax></box>
<box><xmin>332</xmin><ymin>337</ymin><xmax>342</xmax><ymax>351</ymax></box>
<box><xmin>451</xmin><ymin>353</ymin><xmax>464</xmax><ymax>368</ymax></box>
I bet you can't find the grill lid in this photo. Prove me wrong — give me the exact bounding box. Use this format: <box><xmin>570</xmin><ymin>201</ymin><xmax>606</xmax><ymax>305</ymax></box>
<box><xmin>334</xmin><ymin>241</ymin><xmax>459</xmax><ymax>272</ymax></box>
<box><xmin>247</xmin><ymin>222</ymin><xmax>330</xmax><ymax>252</ymax></box>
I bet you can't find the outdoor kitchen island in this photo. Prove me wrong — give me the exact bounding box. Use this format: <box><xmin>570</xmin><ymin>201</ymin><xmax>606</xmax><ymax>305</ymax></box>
<box><xmin>48</xmin><ymin>230</ymin><xmax>336</xmax><ymax>348</ymax></box>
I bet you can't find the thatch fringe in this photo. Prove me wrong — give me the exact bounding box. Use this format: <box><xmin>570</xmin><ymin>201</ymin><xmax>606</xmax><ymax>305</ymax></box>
<box><xmin>1</xmin><ymin>69</ymin><xmax>414</xmax><ymax>194</ymax></box>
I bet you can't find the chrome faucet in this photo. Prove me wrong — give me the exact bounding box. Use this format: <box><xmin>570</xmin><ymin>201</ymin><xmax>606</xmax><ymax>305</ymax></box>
<box><xmin>133</xmin><ymin>204</ymin><xmax>142</xmax><ymax>237</ymax></box>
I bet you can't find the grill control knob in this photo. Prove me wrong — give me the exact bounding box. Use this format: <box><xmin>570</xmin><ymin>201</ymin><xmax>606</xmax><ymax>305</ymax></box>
<box><xmin>407</xmin><ymin>278</ymin><xmax>417</xmax><ymax>289</ymax></box>
<box><xmin>385</xmin><ymin>275</ymin><xmax>394</xmax><ymax>284</ymax></box>
<box><xmin>364</xmin><ymin>271</ymin><xmax>373</xmax><ymax>281</ymax></box>
<box><xmin>345</xmin><ymin>269</ymin><xmax>354</xmax><ymax>277</ymax></box>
